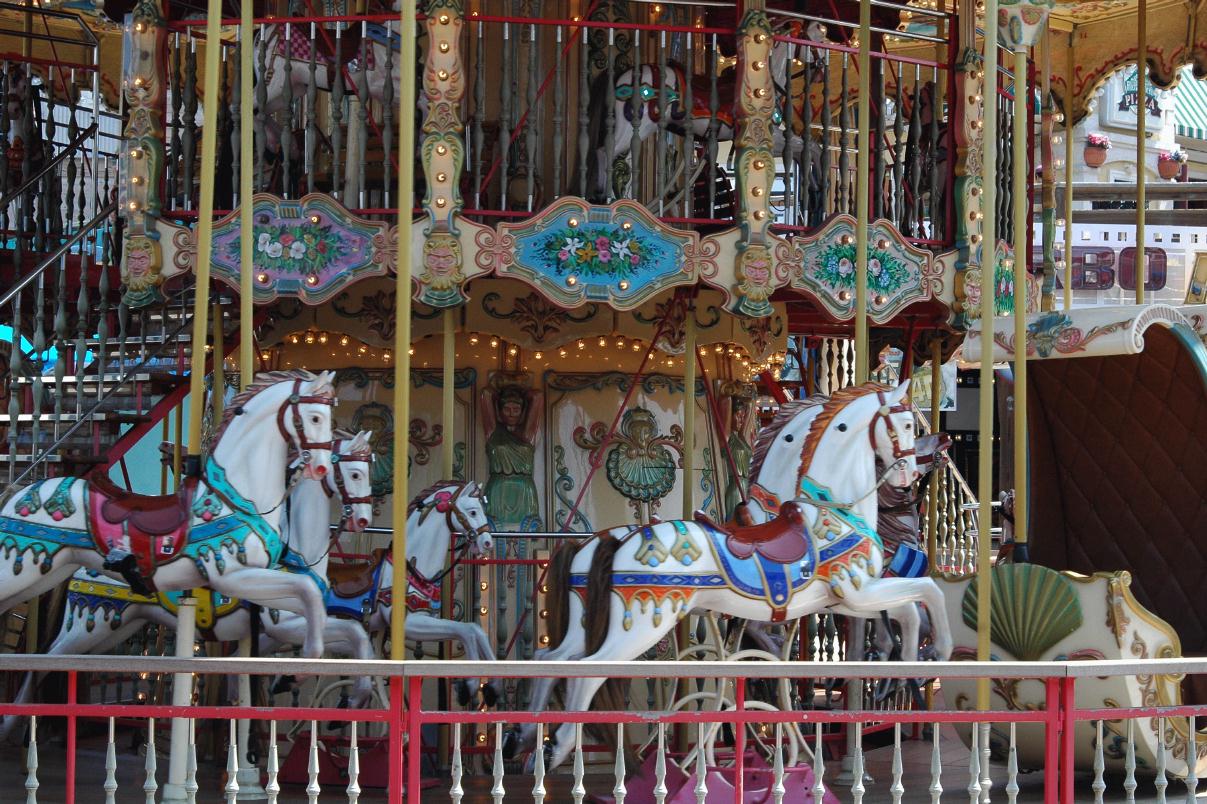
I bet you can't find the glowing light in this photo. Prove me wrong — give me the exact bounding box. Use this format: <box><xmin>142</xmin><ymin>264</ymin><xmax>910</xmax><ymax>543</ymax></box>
<box><xmin>469</xmin><ymin>334</ymin><xmax>480</xmax><ymax>345</ymax></box>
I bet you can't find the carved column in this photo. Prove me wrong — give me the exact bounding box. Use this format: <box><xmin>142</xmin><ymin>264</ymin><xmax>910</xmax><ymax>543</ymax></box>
<box><xmin>119</xmin><ymin>0</ymin><xmax>168</xmax><ymax>307</ymax></box>
<box><xmin>731</xmin><ymin>5</ymin><xmax>777</xmax><ymax>318</ymax></box>
<box><xmin>418</xmin><ymin>0</ymin><xmax>468</xmax><ymax>307</ymax></box>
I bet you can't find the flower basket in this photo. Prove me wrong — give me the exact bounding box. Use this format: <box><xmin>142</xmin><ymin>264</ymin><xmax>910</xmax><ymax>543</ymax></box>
<box><xmin>1158</xmin><ymin>159</ymin><xmax>1181</xmax><ymax>179</ymax></box>
<box><xmin>1084</xmin><ymin>146</ymin><xmax>1107</xmax><ymax>168</ymax></box>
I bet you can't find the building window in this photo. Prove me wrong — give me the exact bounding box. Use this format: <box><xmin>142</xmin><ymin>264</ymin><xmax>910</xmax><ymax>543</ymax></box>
<box><xmin>1173</xmin><ymin>233</ymin><xmax>1181</xmax><ymax>243</ymax></box>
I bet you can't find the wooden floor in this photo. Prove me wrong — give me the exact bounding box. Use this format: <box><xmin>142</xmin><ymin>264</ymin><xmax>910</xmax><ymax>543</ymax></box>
<box><xmin>0</xmin><ymin>722</ymin><xmax>1192</xmax><ymax>802</ymax></box>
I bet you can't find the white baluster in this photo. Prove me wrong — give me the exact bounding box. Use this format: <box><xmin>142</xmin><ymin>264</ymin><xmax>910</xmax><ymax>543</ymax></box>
<box><xmin>266</xmin><ymin>721</ymin><xmax>281</xmax><ymax>804</ymax></box>
<box><xmin>185</xmin><ymin>719</ymin><xmax>199</xmax><ymax>804</ymax></box>
<box><xmin>1124</xmin><ymin>717</ymin><xmax>1137</xmax><ymax>803</ymax></box>
<box><xmin>930</xmin><ymin>722</ymin><xmax>943</xmax><ymax>804</ymax></box>
<box><xmin>1186</xmin><ymin>716</ymin><xmax>1197</xmax><ymax>803</ymax></box>
<box><xmin>1092</xmin><ymin>719</ymin><xmax>1106</xmax><ymax>803</ymax></box>
<box><xmin>694</xmin><ymin>721</ymin><xmax>707</xmax><ymax>804</ymax></box>
<box><xmin>24</xmin><ymin>715</ymin><xmax>38</xmax><ymax>804</ymax></box>
<box><xmin>572</xmin><ymin>723</ymin><xmax>586</xmax><ymax>804</ymax></box>
<box><xmin>852</xmin><ymin>721</ymin><xmax>865</xmax><ymax>804</ymax></box>
<box><xmin>226</xmin><ymin>719</ymin><xmax>241</xmax><ymax>803</ymax></box>
<box><xmin>613</xmin><ymin>722</ymin><xmax>626</xmax><ymax>804</ymax></box>
<box><xmin>813</xmin><ymin>722</ymin><xmax>826</xmax><ymax>804</ymax></box>
<box><xmin>347</xmin><ymin>721</ymin><xmax>361</xmax><ymax>804</ymax></box>
<box><xmin>451</xmin><ymin>724</ymin><xmax>465</xmax><ymax>804</ymax></box>
<box><xmin>307</xmin><ymin>720</ymin><xmax>321</xmax><ymax>803</ymax></box>
<box><xmin>1156</xmin><ymin>717</ymin><xmax>1168</xmax><ymax>804</ymax></box>
<box><xmin>772</xmin><ymin>722</ymin><xmax>786</xmax><ymax>804</ymax></box>
<box><xmin>491</xmin><ymin>721</ymin><xmax>505</xmax><ymax>804</ymax></box>
<box><xmin>967</xmin><ymin>721</ymin><xmax>981</xmax><ymax>804</ymax></box>
<box><xmin>1005</xmin><ymin>722</ymin><xmax>1019</xmax><ymax>804</ymax></box>
<box><xmin>980</xmin><ymin>723</ymin><xmax>992</xmax><ymax>803</ymax></box>
<box><xmin>104</xmin><ymin>717</ymin><xmax>118</xmax><ymax>804</ymax></box>
<box><xmin>653</xmin><ymin>722</ymin><xmax>668</xmax><ymax>804</ymax></box>
<box><xmin>890</xmin><ymin>723</ymin><xmax>904</xmax><ymax>804</ymax></box>
<box><xmin>145</xmin><ymin>718</ymin><xmax>159</xmax><ymax>804</ymax></box>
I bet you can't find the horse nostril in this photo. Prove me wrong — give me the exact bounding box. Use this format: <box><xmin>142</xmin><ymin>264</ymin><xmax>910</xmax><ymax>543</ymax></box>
<box><xmin>358</xmin><ymin>518</ymin><xmax>369</xmax><ymax>528</ymax></box>
<box><xmin>315</xmin><ymin>466</ymin><xmax>327</xmax><ymax>476</ymax></box>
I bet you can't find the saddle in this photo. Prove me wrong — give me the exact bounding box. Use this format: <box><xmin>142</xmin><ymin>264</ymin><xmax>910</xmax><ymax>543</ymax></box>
<box><xmin>327</xmin><ymin>548</ymin><xmax>387</xmax><ymax>599</ymax></box>
<box><xmin>694</xmin><ymin>502</ymin><xmax>810</xmax><ymax>564</ymax></box>
<box><xmin>87</xmin><ymin>474</ymin><xmax>199</xmax><ymax>594</ymax></box>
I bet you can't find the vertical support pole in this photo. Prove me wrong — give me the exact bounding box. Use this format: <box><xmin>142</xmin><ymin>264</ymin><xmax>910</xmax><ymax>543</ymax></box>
<box><xmin>392</xmin><ymin>0</ymin><xmax>418</xmax><ymax>659</ymax></box>
<box><xmin>676</xmin><ymin>307</ymin><xmax>696</xmax><ymax>749</ymax></box>
<box><xmin>926</xmin><ymin>338</ymin><xmax>942</xmax><ymax>565</ymax></box>
<box><xmin>1039</xmin><ymin>32</ymin><xmax>1056</xmax><ymax>312</ymax></box>
<box><xmin>1135</xmin><ymin>0</ymin><xmax>1147</xmax><ymax>304</ymax></box>
<box><xmin>239</xmin><ymin>0</ymin><xmax>254</xmax><ymax>391</ymax></box>
<box><xmin>1063</xmin><ymin>32</ymin><xmax>1074</xmax><ymax>311</ymax></box>
<box><xmin>1011</xmin><ymin>47</ymin><xmax>1029</xmax><ymax>557</ymax></box>
<box><xmin>854</xmin><ymin>0</ymin><xmax>872</xmax><ymax>384</ymax></box>
<box><xmin>734</xmin><ymin>678</ymin><xmax>746</xmax><ymax>801</ymax></box>
<box><xmin>442</xmin><ymin>309</ymin><xmax>456</xmax><ymax>476</ymax></box>
<box><xmin>1060</xmin><ymin>677</ymin><xmax>1077</xmax><ymax>804</ymax></box>
<box><xmin>1043</xmin><ymin>677</ymin><xmax>1060</xmax><ymax>804</ymax></box>
<box><xmin>406</xmin><ymin>677</ymin><xmax>424</xmax><ymax>800</ymax></box>
<box><xmin>66</xmin><ymin>671</ymin><xmax>77</xmax><ymax>804</ymax></box>
<box><xmin>388</xmin><ymin>676</ymin><xmax>404</xmax><ymax>804</ymax></box>
<box><xmin>162</xmin><ymin>598</ymin><xmax>197</xmax><ymax>802</ymax></box>
<box><xmin>977</xmin><ymin>0</ymin><xmax>1001</xmax><ymax>714</ymax></box>
<box><xmin>211</xmin><ymin>302</ymin><xmax>224</xmax><ymax>420</ymax></box>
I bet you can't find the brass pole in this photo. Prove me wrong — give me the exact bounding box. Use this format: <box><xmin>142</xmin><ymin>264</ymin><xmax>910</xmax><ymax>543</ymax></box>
<box><xmin>854</xmin><ymin>0</ymin><xmax>872</xmax><ymax>384</ymax></box>
<box><xmin>442</xmin><ymin>309</ymin><xmax>456</xmax><ymax>476</ymax></box>
<box><xmin>1135</xmin><ymin>0</ymin><xmax>1147</xmax><ymax>303</ymax></box>
<box><xmin>185</xmin><ymin>0</ymin><xmax>223</xmax><ymax>460</ymax></box>
<box><xmin>240</xmin><ymin>6</ymin><xmax>255</xmax><ymax>392</ymax></box>
<box><xmin>977</xmin><ymin>0</ymin><xmax>1001</xmax><ymax>712</ymax></box>
<box><xmin>1011</xmin><ymin>47</ymin><xmax>1028</xmax><ymax>553</ymax></box>
<box><xmin>682</xmin><ymin>314</ymin><xmax>696</xmax><ymax>517</ymax></box>
<box><xmin>1064</xmin><ymin>31</ymin><xmax>1074</xmax><ymax>311</ymax></box>
<box><xmin>391</xmin><ymin>0</ymin><xmax>418</xmax><ymax>660</ymax></box>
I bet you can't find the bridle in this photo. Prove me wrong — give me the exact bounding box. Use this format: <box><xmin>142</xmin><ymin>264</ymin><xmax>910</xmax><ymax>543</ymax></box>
<box><xmin>323</xmin><ymin>439</ymin><xmax>375</xmax><ymax>521</ymax></box>
<box><xmin>276</xmin><ymin>378</ymin><xmax>336</xmax><ymax>472</ymax></box>
<box><xmin>410</xmin><ymin>482</ymin><xmax>492</xmax><ymax>586</ymax></box>
<box><xmin>868</xmin><ymin>389</ymin><xmax>916</xmax><ymax>463</ymax></box>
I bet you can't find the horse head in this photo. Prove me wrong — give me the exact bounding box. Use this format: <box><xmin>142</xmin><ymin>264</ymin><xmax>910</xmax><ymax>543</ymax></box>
<box><xmin>868</xmin><ymin>380</ymin><xmax>919</xmax><ymax>488</ymax></box>
<box><xmin>328</xmin><ymin>429</ymin><xmax>375</xmax><ymax>533</ymax></box>
<box><xmin>411</xmin><ymin>480</ymin><xmax>494</xmax><ymax>558</ymax></box>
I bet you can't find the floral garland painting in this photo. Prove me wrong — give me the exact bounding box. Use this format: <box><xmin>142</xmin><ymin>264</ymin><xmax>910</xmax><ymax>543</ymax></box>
<box><xmin>538</xmin><ymin>225</ymin><xmax>660</xmax><ymax>281</ymax></box>
<box><xmin>209</xmin><ymin>193</ymin><xmax>389</xmax><ymax>304</ymax></box>
<box><xmin>813</xmin><ymin>242</ymin><xmax>913</xmax><ymax>296</ymax></box>
<box><xmin>992</xmin><ymin>312</ymin><xmax>1132</xmax><ymax>358</ymax></box>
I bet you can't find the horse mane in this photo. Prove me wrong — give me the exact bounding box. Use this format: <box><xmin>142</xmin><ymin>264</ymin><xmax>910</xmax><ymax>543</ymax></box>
<box><xmin>211</xmin><ymin>369</ymin><xmax>319</xmax><ymax>444</ymax></box>
<box><xmin>407</xmin><ymin>479</ymin><xmax>471</xmax><ymax>516</ymax></box>
<box><xmin>749</xmin><ymin>384</ymin><xmax>889</xmax><ymax>488</ymax></box>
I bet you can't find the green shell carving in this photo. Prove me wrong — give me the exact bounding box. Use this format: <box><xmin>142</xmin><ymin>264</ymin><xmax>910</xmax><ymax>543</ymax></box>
<box><xmin>962</xmin><ymin>564</ymin><xmax>1083</xmax><ymax>661</ymax></box>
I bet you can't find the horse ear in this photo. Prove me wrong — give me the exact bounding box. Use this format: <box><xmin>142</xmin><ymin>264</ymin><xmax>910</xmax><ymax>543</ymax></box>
<box><xmin>311</xmin><ymin>370</ymin><xmax>336</xmax><ymax>397</ymax></box>
<box><xmin>891</xmin><ymin>378</ymin><xmax>911</xmax><ymax>404</ymax></box>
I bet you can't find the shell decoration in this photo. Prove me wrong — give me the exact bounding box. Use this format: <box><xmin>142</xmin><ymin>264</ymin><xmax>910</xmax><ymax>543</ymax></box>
<box><xmin>961</xmin><ymin>564</ymin><xmax>1083</xmax><ymax>661</ymax></box>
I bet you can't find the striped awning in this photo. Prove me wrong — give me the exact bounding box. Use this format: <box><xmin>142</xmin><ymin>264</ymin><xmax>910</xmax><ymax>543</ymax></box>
<box><xmin>1176</xmin><ymin>66</ymin><xmax>1207</xmax><ymax>141</ymax></box>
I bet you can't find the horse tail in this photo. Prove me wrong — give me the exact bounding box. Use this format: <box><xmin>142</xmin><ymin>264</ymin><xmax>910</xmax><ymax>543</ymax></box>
<box><xmin>580</xmin><ymin>532</ymin><xmax>633</xmax><ymax>766</ymax></box>
<box><xmin>543</xmin><ymin>541</ymin><xmax>580</xmax><ymax>651</ymax></box>
<box><xmin>581</xmin><ymin>68</ymin><xmax>613</xmax><ymax>203</ymax></box>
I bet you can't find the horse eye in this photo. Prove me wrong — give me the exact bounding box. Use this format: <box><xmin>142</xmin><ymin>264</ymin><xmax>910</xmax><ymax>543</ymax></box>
<box><xmin>310</xmin><ymin>415</ymin><xmax>320</xmax><ymax>424</ymax></box>
<box><xmin>905</xmin><ymin>423</ymin><xmax>912</xmax><ymax>431</ymax></box>
<box><xmin>837</xmin><ymin>423</ymin><xmax>847</xmax><ymax>432</ymax></box>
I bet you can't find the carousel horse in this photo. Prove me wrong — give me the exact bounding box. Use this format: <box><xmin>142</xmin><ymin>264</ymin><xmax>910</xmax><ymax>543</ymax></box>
<box><xmin>581</xmin><ymin>20</ymin><xmax>821</xmax><ymax>203</ymax></box>
<box><xmin>537</xmin><ymin>381</ymin><xmax>952</xmax><ymax>770</ymax></box>
<box><xmin>0</xmin><ymin>431</ymin><xmax>380</xmax><ymax>743</ymax></box>
<box><xmin>508</xmin><ymin>381</ymin><xmax>951</xmax><ymax>764</ymax></box>
<box><xmin>321</xmin><ymin>480</ymin><xmax>502</xmax><ymax>706</ymax></box>
<box><xmin>0</xmin><ymin>370</ymin><xmax>337</xmax><ymax>659</ymax></box>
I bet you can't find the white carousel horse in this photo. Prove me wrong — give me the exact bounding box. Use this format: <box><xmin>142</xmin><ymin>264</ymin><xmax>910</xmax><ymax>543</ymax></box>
<box><xmin>0</xmin><ymin>431</ymin><xmax>380</xmax><ymax>743</ymax></box>
<box><xmin>536</xmin><ymin>381</ymin><xmax>954</xmax><ymax>771</ymax></box>
<box><xmin>0</xmin><ymin>370</ymin><xmax>337</xmax><ymax>658</ymax></box>
<box><xmin>581</xmin><ymin>20</ymin><xmax>826</xmax><ymax>202</ymax></box>
<box><xmin>504</xmin><ymin>381</ymin><xmax>937</xmax><ymax>760</ymax></box>
<box><xmin>322</xmin><ymin>480</ymin><xmax>501</xmax><ymax>706</ymax></box>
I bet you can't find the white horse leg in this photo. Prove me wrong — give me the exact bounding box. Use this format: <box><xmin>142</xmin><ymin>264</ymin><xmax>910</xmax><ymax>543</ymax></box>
<box><xmin>511</xmin><ymin>623</ymin><xmax>586</xmax><ymax>758</ymax></box>
<box><xmin>205</xmin><ymin>568</ymin><xmax>327</xmax><ymax>658</ymax></box>
<box><xmin>828</xmin><ymin>603</ymin><xmax>923</xmax><ymax>662</ymax></box>
<box><xmin>548</xmin><ymin>596</ymin><xmax>678</xmax><ymax>771</ymax></box>
<box><xmin>405</xmin><ymin>613</ymin><xmax>495</xmax><ymax>706</ymax></box>
<box><xmin>261</xmin><ymin>613</ymin><xmax>376</xmax><ymax>707</ymax></box>
<box><xmin>835</xmin><ymin>578</ymin><xmax>952</xmax><ymax>661</ymax></box>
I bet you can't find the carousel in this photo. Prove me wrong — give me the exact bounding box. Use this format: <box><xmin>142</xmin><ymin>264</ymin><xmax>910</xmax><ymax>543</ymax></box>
<box><xmin>0</xmin><ymin>0</ymin><xmax>1204</xmax><ymax>798</ymax></box>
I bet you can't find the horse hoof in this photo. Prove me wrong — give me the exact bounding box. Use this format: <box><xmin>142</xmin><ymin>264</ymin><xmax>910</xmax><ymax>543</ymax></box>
<box><xmin>455</xmin><ymin>680</ymin><xmax>473</xmax><ymax>707</ymax></box>
<box><xmin>480</xmin><ymin>683</ymin><xmax>499</xmax><ymax>708</ymax></box>
<box><xmin>270</xmin><ymin>675</ymin><xmax>297</xmax><ymax>696</ymax></box>
<box><xmin>500</xmin><ymin>728</ymin><xmax>520</xmax><ymax>761</ymax></box>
